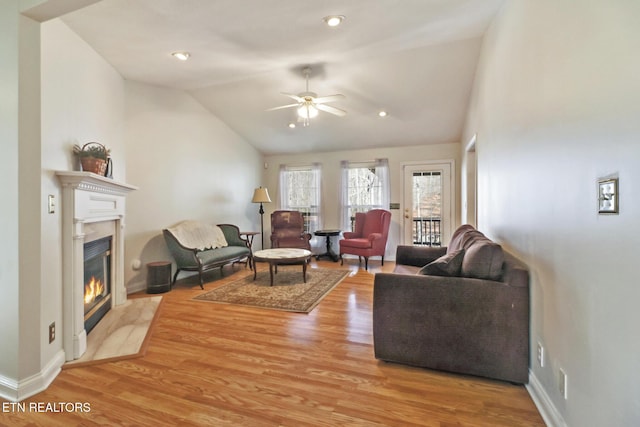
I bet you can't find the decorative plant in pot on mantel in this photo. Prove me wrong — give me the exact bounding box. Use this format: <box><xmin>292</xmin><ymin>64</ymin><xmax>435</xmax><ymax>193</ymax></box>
<box><xmin>73</xmin><ymin>142</ymin><xmax>112</xmax><ymax>178</ymax></box>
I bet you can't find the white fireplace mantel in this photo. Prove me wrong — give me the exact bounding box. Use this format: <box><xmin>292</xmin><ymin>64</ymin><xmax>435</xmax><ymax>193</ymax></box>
<box><xmin>56</xmin><ymin>171</ymin><xmax>138</xmax><ymax>197</ymax></box>
<box><xmin>56</xmin><ymin>171</ymin><xmax>138</xmax><ymax>361</ymax></box>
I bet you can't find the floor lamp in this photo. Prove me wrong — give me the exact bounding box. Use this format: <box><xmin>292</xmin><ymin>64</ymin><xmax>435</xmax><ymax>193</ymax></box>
<box><xmin>251</xmin><ymin>187</ymin><xmax>272</xmax><ymax>250</ymax></box>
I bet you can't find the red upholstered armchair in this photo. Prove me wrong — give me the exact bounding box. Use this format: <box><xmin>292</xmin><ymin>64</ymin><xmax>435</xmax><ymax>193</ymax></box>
<box><xmin>270</xmin><ymin>210</ymin><xmax>312</xmax><ymax>250</ymax></box>
<box><xmin>339</xmin><ymin>209</ymin><xmax>391</xmax><ymax>270</ymax></box>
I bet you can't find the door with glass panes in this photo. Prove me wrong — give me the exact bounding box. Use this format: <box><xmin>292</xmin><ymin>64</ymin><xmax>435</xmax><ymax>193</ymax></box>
<box><xmin>403</xmin><ymin>162</ymin><xmax>453</xmax><ymax>246</ymax></box>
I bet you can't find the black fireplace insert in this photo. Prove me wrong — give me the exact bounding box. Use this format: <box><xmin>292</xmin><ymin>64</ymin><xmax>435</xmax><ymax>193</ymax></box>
<box><xmin>83</xmin><ymin>236</ymin><xmax>112</xmax><ymax>333</ymax></box>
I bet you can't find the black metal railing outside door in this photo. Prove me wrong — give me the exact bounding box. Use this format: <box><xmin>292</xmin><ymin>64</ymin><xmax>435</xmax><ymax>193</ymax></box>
<box><xmin>412</xmin><ymin>217</ymin><xmax>441</xmax><ymax>246</ymax></box>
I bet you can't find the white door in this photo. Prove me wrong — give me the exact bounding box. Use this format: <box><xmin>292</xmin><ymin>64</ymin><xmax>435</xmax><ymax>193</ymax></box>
<box><xmin>402</xmin><ymin>162</ymin><xmax>454</xmax><ymax>246</ymax></box>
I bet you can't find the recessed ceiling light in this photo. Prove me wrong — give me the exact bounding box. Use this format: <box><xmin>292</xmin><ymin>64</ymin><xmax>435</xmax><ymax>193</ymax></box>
<box><xmin>288</xmin><ymin>123</ymin><xmax>296</xmax><ymax>129</ymax></box>
<box><xmin>323</xmin><ymin>15</ymin><xmax>345</xmax><ymax>27</ymax></box>
<box><xmin>171</xmin><ymin>51</ymin><xmax>190</xmax><ymax>61</ymax></box>
<box><xmin>378</xmin><ymin>111</ymin><xmax>388</xmax><ymax>117</ymax></box>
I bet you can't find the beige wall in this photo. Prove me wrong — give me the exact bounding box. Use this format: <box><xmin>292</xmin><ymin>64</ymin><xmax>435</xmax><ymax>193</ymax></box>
<box><xmin>123</xmin><ymin>81</ymin><xmax>263</xmax><ymax>291</ymax></box>
<box><xmin>463</xmin><ymin>1</ymin><xmax>640</xmax><ymax>425</ymax></box>
<box><xmin>264</xmin><ymin>143</ymin><xmax>461</xmax><ymax>258</ymax></box>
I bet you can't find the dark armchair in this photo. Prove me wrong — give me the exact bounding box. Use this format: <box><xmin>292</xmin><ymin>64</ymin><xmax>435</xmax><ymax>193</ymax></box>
<box><xmin>270</xmin><ymin>210</ymin><xmax>312</xmax><ymax>250</ymax></box>
<box><xmin>339</xmin><ymin>209</ymin><xmax>391</xmax><ymax>270</ymax></box>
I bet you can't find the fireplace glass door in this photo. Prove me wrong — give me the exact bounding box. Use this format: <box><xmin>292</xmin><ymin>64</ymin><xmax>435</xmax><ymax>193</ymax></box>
<box><xmin>83</xmin><ymin>236</ymin><xmax>112</xmax><ymax>333</ymax></box>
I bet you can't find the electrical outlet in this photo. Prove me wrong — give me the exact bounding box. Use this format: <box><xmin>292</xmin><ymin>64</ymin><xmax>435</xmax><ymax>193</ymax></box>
<box><xmin>558</xmin><ymin>368</ymin><xmax>568</xmax><ymax>399</ymax></box>
<box><xmin>536</xmin><ymin>342</ymin><xmax>544</xmax><ymax>367</ymax></box>
<box><xmin>49</xmin><ymin>322</ymin><xmax>55</xmax><ymax>343</ymax></box>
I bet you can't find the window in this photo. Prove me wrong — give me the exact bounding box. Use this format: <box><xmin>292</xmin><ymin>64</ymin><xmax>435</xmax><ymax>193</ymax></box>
<box><xmin>340</xmin><ymin>159</ymin><xmax>390</xmax><ymax>230</ymax></box>
<box><xmin>278</xmin><ymin>163</ymin><xmax>322</xmax><ymax>233</ymax></box>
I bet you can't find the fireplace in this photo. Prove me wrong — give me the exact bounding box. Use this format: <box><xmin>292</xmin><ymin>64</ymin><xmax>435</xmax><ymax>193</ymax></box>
<box><xmin>57</xmin><ymin>171</ymin><xmax>137</xmax><ymax>361</ymax></box>
<box><xmin>83</xmin><ymin>236</ymin><xmax>112</xmax><ymax>333</ymax></box>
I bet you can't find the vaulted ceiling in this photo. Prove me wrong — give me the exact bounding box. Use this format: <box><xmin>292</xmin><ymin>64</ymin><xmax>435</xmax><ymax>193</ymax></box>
<box><xmin>61</xmin><ymin>0</ymin><xmax>505</xmax><ymax>154</ymax></box>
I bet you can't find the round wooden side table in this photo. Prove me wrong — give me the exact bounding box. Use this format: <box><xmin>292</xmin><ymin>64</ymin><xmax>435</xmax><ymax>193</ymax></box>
<box><xmin>314</xmin><ymin>229</ymin><xmax>341</xmax><ymax>262</ymax></box>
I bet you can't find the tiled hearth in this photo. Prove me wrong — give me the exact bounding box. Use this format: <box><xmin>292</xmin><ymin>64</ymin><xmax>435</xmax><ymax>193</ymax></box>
<box><xmin>56</xmin><ymin>171</ymin><xmax>137</xmax><ymax>361</ymax></box>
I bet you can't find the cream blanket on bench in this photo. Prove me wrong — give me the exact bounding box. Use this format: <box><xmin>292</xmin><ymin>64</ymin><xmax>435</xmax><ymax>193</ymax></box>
<box><xmin>166</xmin><ymin>220</ymin><xmax>228</xmax><ymax>251</ymax></box>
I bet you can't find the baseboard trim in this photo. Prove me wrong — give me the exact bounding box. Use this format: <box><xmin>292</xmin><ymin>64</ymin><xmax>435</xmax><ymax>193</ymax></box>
<box><xmin>0</xmin><ymin>349</ymin><xmax>65</xmax><ymax>402</ymax></box>
<box><xmin>127</xmin><ymin>280</ymin><xmax>147</xmax><ymax>295</ymax></box>
<box><xmin>526</xmin><ymin>370</ymin><xmax>567</xmax><ymax>427</ymax></box>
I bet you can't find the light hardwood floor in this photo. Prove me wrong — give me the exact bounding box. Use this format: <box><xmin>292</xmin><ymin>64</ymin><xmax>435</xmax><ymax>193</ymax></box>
<box><xmin>2</xmin><ymin>259</ymin><xmax>544</xmax><ymax>426</ymax></box>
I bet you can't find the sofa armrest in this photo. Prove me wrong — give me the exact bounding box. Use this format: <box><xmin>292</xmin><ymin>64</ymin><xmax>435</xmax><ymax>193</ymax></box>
<box><xmin>162</xmin><ymin>229</ymin><xmax>200</xmax><ymax>268</ymax></box>
<box><xmin>373</xmin><ymin>272</ymin><xmax>529</xmax><ymax>383</ymax></box>
<box><xmin>395</xmin><ymin>245</ymin><xmax>448</xmax><ymax>267</ymax></box>
<box><xmin>217</xmin><ymin>223</ymin><xmax>246</xmax><ymax>247</ymax></box>
<box><xmin>342</xmin><ymin>231</ymin><xmax>358</xmax><ymax>239</ymax></box>
<box><xmin>368</xmin><ymin>232</ymin><xmax>382</xmax><ymax>242</ymax></box>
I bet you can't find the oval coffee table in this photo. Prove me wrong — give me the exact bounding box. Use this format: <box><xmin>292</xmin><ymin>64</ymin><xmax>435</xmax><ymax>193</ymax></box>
<box><xmin>252</xmin><ymin>248</ymin><xmax>313</xmax><ymax>286</ymax></box>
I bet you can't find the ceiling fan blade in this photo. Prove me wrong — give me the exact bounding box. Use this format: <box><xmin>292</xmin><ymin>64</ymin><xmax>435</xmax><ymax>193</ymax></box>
<box><xmin>313</xmin><ymin>94</ymin><xmax>345</xmax><ymax>104</ymax></box>
<box><xmin>316</xmin><ymin>103</ymin><xmax>347</xmax><ymax>117</ymax></box>
<box><xmin>281</xmin><ymin>92</ymin><xmax>304</xmax><ymax>102</ymax></box>
<box><xmin>266</xmin><ymin>103</ymin><xmax>300</xmax><ymax>111</ymax></box>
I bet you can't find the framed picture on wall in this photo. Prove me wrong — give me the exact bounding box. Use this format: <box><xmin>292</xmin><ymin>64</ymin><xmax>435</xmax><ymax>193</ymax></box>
<box><xmin>598</xmin><ymin>177</ymin><xmax>618</xmax><ymax>214</ymax></box>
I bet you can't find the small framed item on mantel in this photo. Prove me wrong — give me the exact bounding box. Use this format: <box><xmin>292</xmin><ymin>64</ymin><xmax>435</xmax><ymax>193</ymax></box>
<box><xmin>598</xmin><ymin>177</ymin><xmax>619</xmax><ymax>214</ymax></box>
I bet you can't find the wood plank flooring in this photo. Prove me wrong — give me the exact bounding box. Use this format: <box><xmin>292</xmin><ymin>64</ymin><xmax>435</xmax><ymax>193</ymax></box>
<box><xmin>1</xmin><ymin>260</ymin><xmax>544</xmax><ymax>426</ymax></box>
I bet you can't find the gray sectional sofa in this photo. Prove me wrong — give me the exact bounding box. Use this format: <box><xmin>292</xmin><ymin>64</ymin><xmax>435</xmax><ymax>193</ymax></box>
<box><xmin>373</xmin><ymin>225</ymin><xmax>530</xmax><ymax>384</ymax></box>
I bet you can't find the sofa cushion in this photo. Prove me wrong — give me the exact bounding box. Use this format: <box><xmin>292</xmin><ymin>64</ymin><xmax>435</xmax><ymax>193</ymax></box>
<box><xmin>417</xmin><ymin>249</ymin><xmax>465</xmax><ymax>277</ymax></box>
<box><xmin>447</xmin><ymin>224</ymin><xmax>476</xmax><ymax>253</ymax></box>
<box><xmin>461</xmin><ymin>240</ymin><xmax>504</xmax><ymax>280</ymax></box>
<box><xmin>197</xmin><ymin>245</ymin><xmax>250</xmax><ymax>264</ymax></box>
<box><xmin>339</xmin><ymin>238</ymin><xmax>372</xmax><ymax>249</ymax></box>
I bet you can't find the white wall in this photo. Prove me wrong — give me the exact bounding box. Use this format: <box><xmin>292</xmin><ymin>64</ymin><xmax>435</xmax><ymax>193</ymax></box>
<box><xmin>264</xmin><ymin>143</ymin><xmax>461</xmax><ymax>260</ymax></box>
<box><xmin>20</xmin><ymin>12</ymin><xmax>46</xmax><ymax>393</ymax></box>
<box><xmin>1</xmin><ymin>14</ymin><xmax>263</xmax><ymax>398</ymax></box>
<box><xmin>40</xmin><ymin>18</ymin><xmax>126</xmax><ymax>370</ymax></box>
<box><xmin>123</xmin><ymin>81</ymin><xmax>263</xmax><ymax>291</ymax></box>
<box><xmin>0</xmin><ymin>1</ymin><xmax>25</xmax><ymax>391</ymax></box>
<box><xmin>463</xmin><ymin>1</ymin><xmax>640</xmax><ymax>425</ymax></box>
<box><xmin>0</xmin><ymin>8</ymin><xmax>122</xmax><ymax>399</ymax></box>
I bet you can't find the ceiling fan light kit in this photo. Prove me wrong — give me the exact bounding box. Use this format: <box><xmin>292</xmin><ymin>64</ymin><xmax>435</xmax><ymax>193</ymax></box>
<box><xmin>298</xmin><ymin>104</ymin><xmax>318</xmax><ymax>118</ymax></box>
<box><xmin>268</xmin><ymin>66</ymin><xmax>346</xmax><ymax>127</ymax></box>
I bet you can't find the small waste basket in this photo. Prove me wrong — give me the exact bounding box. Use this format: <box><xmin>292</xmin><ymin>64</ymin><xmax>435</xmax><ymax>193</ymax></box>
<box><xmin>147</xmin><ymin>261</ymin><xmax>172</xmax><ymax>294</ymax></box>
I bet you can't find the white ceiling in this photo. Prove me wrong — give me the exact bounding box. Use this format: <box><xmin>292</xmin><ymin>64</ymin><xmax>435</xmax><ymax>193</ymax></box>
<box><xmin>61</xmin><ymin>0</ymin><xmax>505</xmax><ymax>155</ymax></box>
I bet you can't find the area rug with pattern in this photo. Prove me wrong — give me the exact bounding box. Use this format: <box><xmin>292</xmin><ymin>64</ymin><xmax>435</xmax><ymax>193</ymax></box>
<box><xmin>193</xmin><ymin>267</ymin><xmax>350</xmax><ymax>313</ymax></box>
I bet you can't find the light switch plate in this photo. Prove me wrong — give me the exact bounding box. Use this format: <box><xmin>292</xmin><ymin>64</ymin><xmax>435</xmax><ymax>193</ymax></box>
<box><xmin>47</xmin><ymin>195</ymin><xmax>55</xmax><ymax>214</ymax></box>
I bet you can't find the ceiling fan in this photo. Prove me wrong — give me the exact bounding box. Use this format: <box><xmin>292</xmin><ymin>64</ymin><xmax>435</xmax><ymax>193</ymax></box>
<box><xmin>267</xmin><ymin>67</ymin><xmax>346</xmax><ymax>126</ymax></box>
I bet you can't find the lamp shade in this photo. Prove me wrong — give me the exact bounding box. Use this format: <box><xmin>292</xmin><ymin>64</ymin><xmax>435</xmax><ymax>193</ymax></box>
<box><xmin>252</xmin><ymin>187</ymin><xmax>272</xmax><ymax>203</ymax></box>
